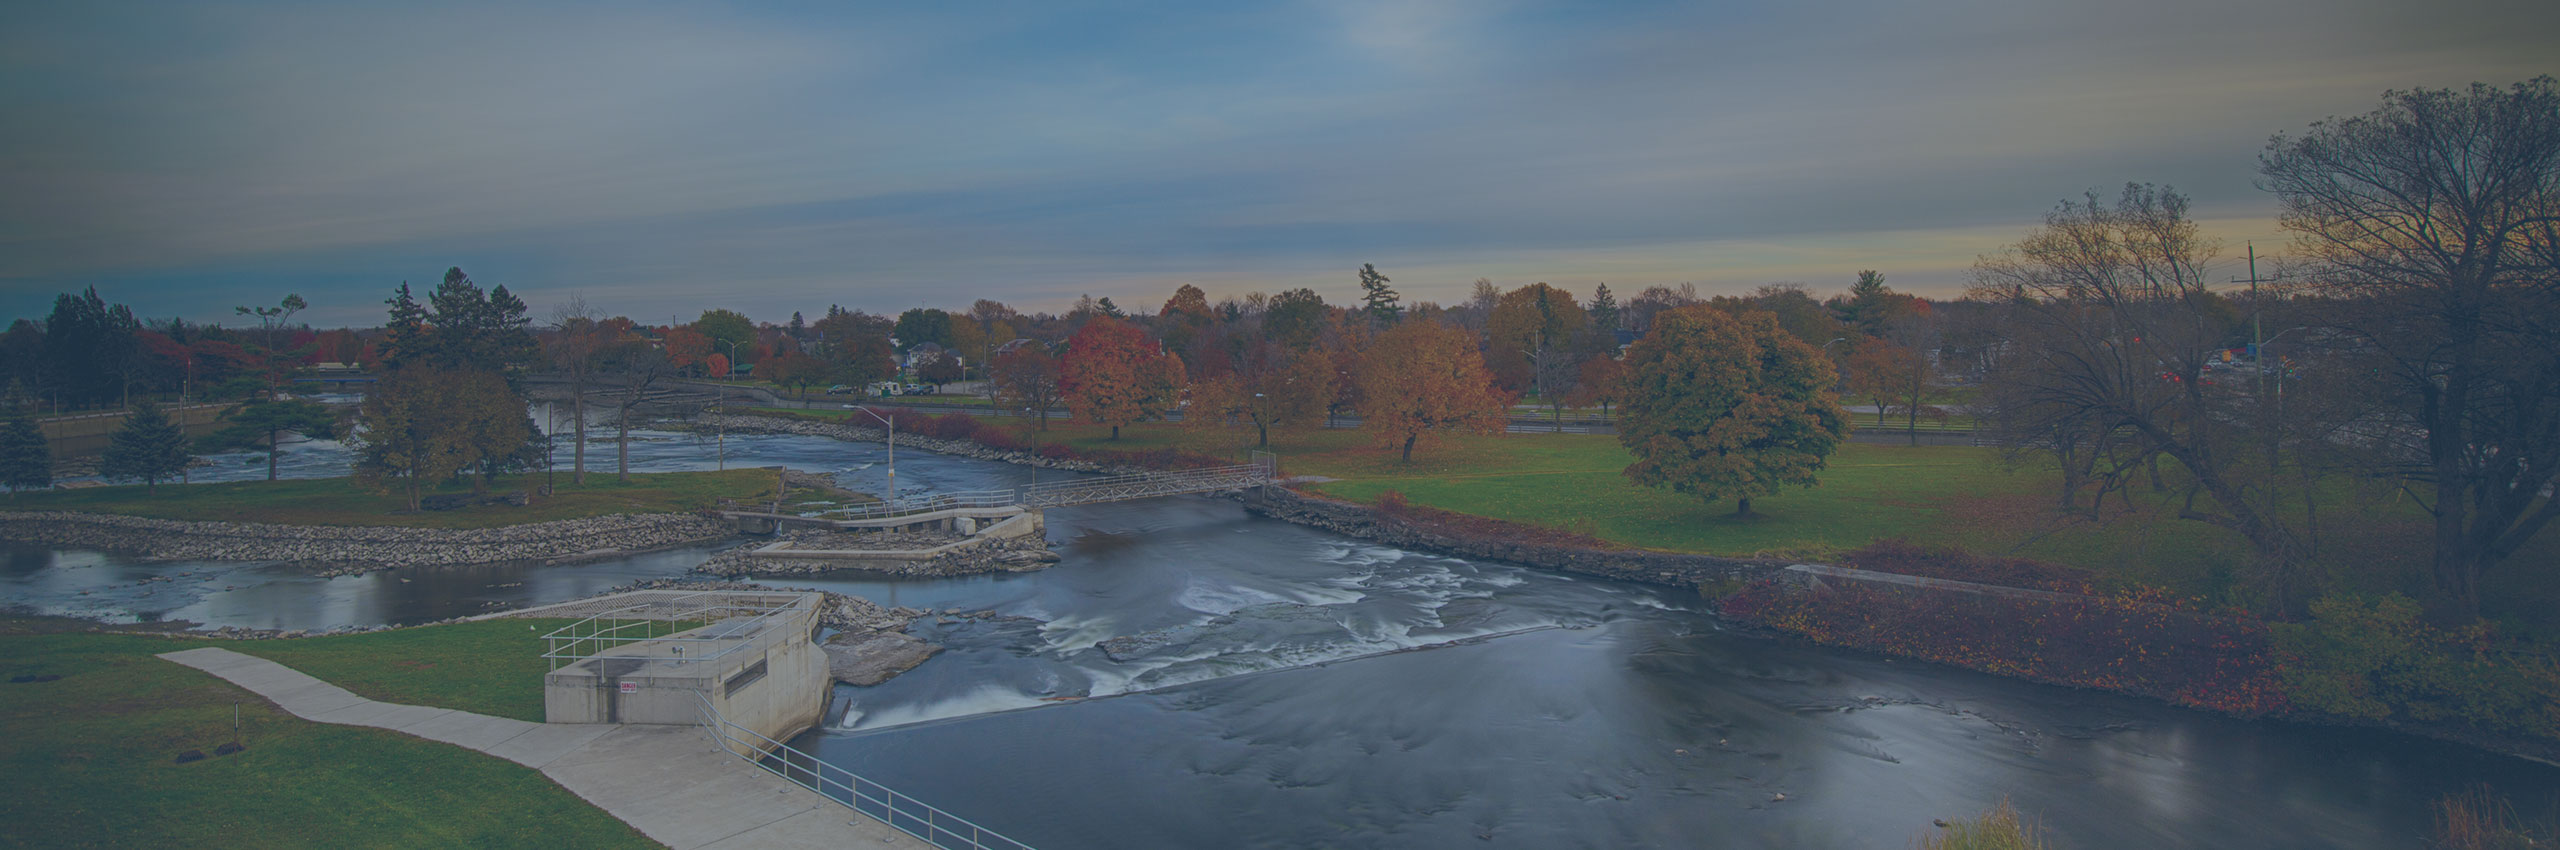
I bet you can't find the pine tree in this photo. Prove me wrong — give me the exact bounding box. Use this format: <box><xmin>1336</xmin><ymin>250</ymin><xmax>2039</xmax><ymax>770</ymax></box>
<box><xmin>1358</xmin><ymin>263</ymin><xmax>1401</xmax><ymax>323</ymax></box>
<box><xmin>203</xmin><ymin>398</ymin><xmax>338</xmax><ymax>481</ymax></box>
<box><xmin>1</xmin><ymin>414</ymin><xmax>50</xmax><ymax>493</ymax></box>
<box><xmin>1588</xmin><ymin>283</ymin><xmax>1620</xmax><ymax>332</ymax></box>
<box><xmin>99</xmin><ymin>400</ymin><xmax>192</xmax><ymax>494</ymax></box>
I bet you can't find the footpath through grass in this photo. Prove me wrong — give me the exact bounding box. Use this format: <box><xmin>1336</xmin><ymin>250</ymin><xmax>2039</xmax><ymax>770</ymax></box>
<box><xmin>6</xmin><ymin>469</ymin><xmax>781</xmax><ymax>528</ymax></box>
<box><xmin>0</xmin><ymin>624</ymin><xmax>659</xmax><ymax>849</ymax></box>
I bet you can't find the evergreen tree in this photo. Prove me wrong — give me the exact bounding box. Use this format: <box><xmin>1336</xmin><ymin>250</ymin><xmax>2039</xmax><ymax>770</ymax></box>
<box><xmin>377</xmin><ymin>283</ymin><xmax>430</xmax><ymax>369</ymax></box>
<box><xmin>0</xmin><ymin>414</ymin><xmax>50</xmax><ymax>493</ymax></box>
<box><xmin>1358</xmin><ymin>263</ymin><xmax>1401</xmax><ymax>323</ymax></box>
<box><xmin>99</xmin><ymin>400</ymin><xmax>192</xmax><ymax>494</ymax></box>
<box><xmin>1588</xmin><ymin>283</ymin><xmax>1620</xmax><ymax>332</ymax></box>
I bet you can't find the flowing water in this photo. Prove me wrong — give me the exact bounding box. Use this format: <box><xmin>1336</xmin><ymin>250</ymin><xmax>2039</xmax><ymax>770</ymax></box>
<box><xmin>9</xmin><ymin>423</ymin><xmax>2556</xmax><ymax>848</ymax></box>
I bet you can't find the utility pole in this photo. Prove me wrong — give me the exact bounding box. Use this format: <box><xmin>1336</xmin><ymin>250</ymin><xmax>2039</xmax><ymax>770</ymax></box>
<box><xmin>2231</xmin><ymin>242</ymin><xmax>2281</xmax><ymax>475</ymax></box>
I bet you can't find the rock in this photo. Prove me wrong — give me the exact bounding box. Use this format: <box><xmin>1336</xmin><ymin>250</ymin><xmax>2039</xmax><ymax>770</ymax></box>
<box><xmin>824</xmin><ymin>631</ymin><xmax>942</xmax><ymax>686</ymax></box>
<box><xmin>215</xmin><ymin>742</ymin><xmax>246</xmax><ymax>756</ymax></box>
<box><xmin>174</xmin><ymin>750</ymin><xmax>205</xmax><ymax>764</ymax></box>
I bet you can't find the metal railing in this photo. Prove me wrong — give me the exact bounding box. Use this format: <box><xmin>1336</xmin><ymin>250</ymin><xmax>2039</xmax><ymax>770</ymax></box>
<box><xmin>539</xmin><ymin>591</ymin><xmax>820</xmax><ymax>671</ymax></box>
<box><xmin>692</xmin><ymin>691</ymin><xmax>1035</xmax><ymax>850</ymax></box>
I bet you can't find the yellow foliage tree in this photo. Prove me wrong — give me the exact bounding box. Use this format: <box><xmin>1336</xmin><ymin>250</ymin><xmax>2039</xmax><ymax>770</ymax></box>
<box><xmin>1619</xmin><ymin>305</ymin><xmax>1848</xmax><ymax>517</ymax></box>
<box><xmin>1356</xmin><ymin>321</ymin><xmax>1509</xmax><ymax>462</ymax></box>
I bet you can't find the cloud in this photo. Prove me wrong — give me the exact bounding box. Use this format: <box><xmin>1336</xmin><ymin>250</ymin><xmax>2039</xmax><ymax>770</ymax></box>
<box><xmin>2</xmin><ymin>0</ymin><xmax>2552</xmax><ymax>325</ymax></box>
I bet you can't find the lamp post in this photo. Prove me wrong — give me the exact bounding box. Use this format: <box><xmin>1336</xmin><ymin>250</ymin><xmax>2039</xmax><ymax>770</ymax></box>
<box><xmin>854</xmin><ymin>406</ymin><xmax>896</xmax><ymax>505</ymax></box>
<box><xmin>718</xmin><ymin>339</ymin><xmax>743</xmax><ymax>383</ymax></box>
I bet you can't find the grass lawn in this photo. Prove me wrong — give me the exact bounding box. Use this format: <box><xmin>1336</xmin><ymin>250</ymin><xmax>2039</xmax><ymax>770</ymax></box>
<box><xmin>229</xmin><ymin>618</ymin><xmax>591</xmax><ymax>723</ymax></box>
<box><xmin>736</xmin><ymin>408</ymin><xmax>2560</xmax><ymax>629</ymax></box>
<box><xmin>0</xmin><ymin>626</ymin><xmax>658</xmax><ymax>849</ymax></box>
<box><xmin>6</xmin><ymin>469</ymin><xmax>782</xmax><ymax>528</ymax></box>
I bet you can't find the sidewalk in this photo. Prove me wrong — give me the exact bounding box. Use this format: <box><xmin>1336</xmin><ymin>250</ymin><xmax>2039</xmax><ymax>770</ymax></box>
<box><xmin>157</xmin><ymin>647</ymin><xmax>910</xmax><ymax>850</ymax></box>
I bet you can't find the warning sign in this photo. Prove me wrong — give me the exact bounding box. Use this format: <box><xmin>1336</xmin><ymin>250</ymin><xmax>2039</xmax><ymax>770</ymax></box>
<box><xmin>618</xmin><ymin>682</ymin><xmax>638</xmax><ymax>694</ymax></box>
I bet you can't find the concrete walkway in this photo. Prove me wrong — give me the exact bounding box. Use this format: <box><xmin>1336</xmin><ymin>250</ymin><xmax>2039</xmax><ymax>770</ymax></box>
<box><xmin>157</xmin><ymin>647</ymin><xmax>910</xmax><ymax>850</ymax></box>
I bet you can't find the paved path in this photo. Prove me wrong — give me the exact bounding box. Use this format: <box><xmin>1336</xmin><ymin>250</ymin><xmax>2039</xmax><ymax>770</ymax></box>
<box><xmin>157</xmin><ymin>647</ymin><xmax>909</xmax><ymax>850</ymax></box>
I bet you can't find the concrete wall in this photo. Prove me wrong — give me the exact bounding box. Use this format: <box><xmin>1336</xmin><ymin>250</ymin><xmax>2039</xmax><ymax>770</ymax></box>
<box><xmin>38</xmin><ymin>403</ymin><xmax>235</xmax><ymax>458</ymax></box>
<box><xmin>543</xmin><ymin>595</ymin><xmax>830</xmax><ymax>753</ymax></box>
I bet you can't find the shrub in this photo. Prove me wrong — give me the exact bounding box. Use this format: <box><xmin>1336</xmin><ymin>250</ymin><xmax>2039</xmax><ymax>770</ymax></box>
<box><xmin>1920</xmin><ymin>799</ymin><xmax>2045</xmax><ymax>850</ymax></box>
<box><xmin>2432</xmin><ymin>785</ymin><xmax>2557</xmax><ymax>850</ymax></box>
<box><xmin>1376</xmin><ymin>489</ymin><xmax>1409</xmax><ymax>514</ymax></box>
<box><xmin>2273</xmin><ymin>595</ymin><xmax>2560</xmax><ymax>740</ymax></box>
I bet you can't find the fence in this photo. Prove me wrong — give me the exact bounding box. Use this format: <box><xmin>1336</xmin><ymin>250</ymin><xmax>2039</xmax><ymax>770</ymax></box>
<box><xmin>692</xmin><ymin>691</ymin><xmax>1036</xmax><ymax>850</ymax></box>
<box><xmin>539</xmin><ymin>591</ymin><xmax>818</xmax><ymax>671</ymax></box>
<box><xmin>717</xmin><ymin>456</ymin><xmax>1277</xmax><ymax>522</ymax></box>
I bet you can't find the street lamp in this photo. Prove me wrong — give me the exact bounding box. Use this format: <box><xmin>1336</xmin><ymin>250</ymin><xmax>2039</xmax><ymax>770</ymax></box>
<box><xmin>717</xmin><ymin>339</ymin><xmax>744</xmax><ymax>381</ymax></box>
<box><xmin>853</xmin><ymin>406</ymin><xmax>896</xmax><ymax>505</ymax></box>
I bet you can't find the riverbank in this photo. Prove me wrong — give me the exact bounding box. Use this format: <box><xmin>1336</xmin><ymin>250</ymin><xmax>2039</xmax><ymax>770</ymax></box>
<box><xmin>7</xmin><ymin>468</ymin><xmax>782</xmax><ymax>528</ymax></box>
<box><xmin>692</xmin><ymin>410</ymin><xmax>2560</xmax><ymax>766</ymax></box>
<box><xmin>0</xmin><ymin>509</ymin><xmax>736</xmax><ymax>575</ymax></box>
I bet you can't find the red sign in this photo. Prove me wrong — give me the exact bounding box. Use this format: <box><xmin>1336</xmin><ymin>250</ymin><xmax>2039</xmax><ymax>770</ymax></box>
<box><xmin>618</xmin><ymin>682</ymin><xmax>638</xmax><ymax>694</ymax></box>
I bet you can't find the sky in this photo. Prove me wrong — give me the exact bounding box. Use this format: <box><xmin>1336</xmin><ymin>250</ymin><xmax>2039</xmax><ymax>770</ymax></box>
<box><xmin>2</xmin><ymin>0</ymin><xmax>2552</xmax><ymax>329</ymax></box>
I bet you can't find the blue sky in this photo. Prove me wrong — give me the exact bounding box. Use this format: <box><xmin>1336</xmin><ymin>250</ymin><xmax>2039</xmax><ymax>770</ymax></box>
<box><xmin>2</xmin><ymin>0</ymin><xmax>2552</xmax><ymax>328</ymax></box>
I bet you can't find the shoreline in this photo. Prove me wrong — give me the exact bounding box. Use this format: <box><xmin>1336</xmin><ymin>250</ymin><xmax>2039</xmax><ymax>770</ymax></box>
<box><xmin>0</xmin><ymin>509</ymin><xmax>737</xmax><ymax>575</ymax></box>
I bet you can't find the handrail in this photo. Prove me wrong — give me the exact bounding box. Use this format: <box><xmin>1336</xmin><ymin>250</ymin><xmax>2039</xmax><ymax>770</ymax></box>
<box><xmin>715</xmin><ymin>459</ymin><xmax>1276</xmax><ymax>521</ymax></box>
<box><xmin>692</xmin><ymin>691</ymin><xmax>1035</xmax><ymax>850</ymax></box>
<box><xmin>538</xmin><ymin>591</ymin><xmax>819</xmax><ymax>670</ymax></box>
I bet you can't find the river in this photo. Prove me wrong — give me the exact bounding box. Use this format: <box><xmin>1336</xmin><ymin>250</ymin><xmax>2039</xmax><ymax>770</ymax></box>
<box><xmin>7</xmin><ymin>422</ymin><xmax>2554</xmax><ymax>848</ymax></box>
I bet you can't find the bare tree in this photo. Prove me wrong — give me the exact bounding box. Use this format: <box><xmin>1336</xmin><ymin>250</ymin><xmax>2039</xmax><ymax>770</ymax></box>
<box><xmin>547</xmin><ymin>295</ymin><xmax>602</xmax><ymax>486</ymax></box>
<box><xmin>2258</xmin><ymin>77</ymin><xmax>2560</xmax><ymax>621</ymax></box>
<box><xmin>1971</xmin><ymin>183</ymin><xmax>2325</xmax><ymax>608</ymax></box>
<box><xmin>598</xmin><ymin>335</ymin><xmax>670</xmax><ymax>483</ymax></box>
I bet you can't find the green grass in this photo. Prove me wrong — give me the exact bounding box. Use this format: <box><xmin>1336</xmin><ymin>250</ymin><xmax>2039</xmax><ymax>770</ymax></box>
<box><xmin>0</xmin><ymin>628</ymin><xmax>659</xmax><ymax>849</ymax></box>
<box><xmin>7</xmin><ymin>469</ymin><xmax>783</xmax><ymax>528</ymax></box>
<box><xmin>730</xmin><ymin>408</ymin><xmax>2560</xmax><ymax>629</ymax></box>
<box><xmin>229</xmin><ymin>618</ymin><xmax>592</xmax><ymax>722</ymax></box>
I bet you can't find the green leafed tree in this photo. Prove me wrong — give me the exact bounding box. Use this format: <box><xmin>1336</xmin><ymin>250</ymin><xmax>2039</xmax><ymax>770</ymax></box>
<box><xmin>202</xmin><ymin>397</ymin><xmax>337</xmax><ymax>481</ymax></box>
<box><xmin>99</xmin><ymin>400</ymin><xmax>193</xmax><ymax>494</ymax></box>
<box><xmin>352</xmin><ymin>367</ymin><xmax>530</xmax><ymax>510</ymax></box>
<box><xmin>1</xmin><ymin>414</ymin><xmax>50</xmax><ymax>493</ymax></box>
<box><xmin>1618</xmin><ymin>305</ymin><xmax>1849</xmax><ymax>517</ymax></box>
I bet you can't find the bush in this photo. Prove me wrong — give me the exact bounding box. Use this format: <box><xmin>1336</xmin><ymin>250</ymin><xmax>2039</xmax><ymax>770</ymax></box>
<box><xmin>2273</xmin><ymin>595</ymin><xmax>2560</xmax><ymax>740</ymax></box>
<box><xmin>1376</xmin><ymin>489</ymin><xmax>1409</xmax><ymax>514</ymax></box>
<box><xmin>1920</xmin><ymin>799</ymin><xmax>2046</xmax><ymax>850</ymax></box>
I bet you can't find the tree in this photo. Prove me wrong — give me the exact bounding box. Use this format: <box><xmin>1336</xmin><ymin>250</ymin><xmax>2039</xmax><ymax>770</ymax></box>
<box><xmin>597</xmin><ymin>335</ymin><xmax>670</xmax><ymax>482</ymax></box>
<box><xmin>547</xmin><ymin>298</ymin><xmax>609</xmax><ymax>484</ymax></box>
<box><xmin>1566</xmin><ymin>356</ymin><xmax>1628</xmax><ymax>421</ymax></box>
<box><xmin>1263</xmin><ymin>289</ymin><xmax>1329</xmax><ymax>349</ymax></box>
<box><xmin>423</xmin><ymin>268</ymin><xmax>536</xmax><ymax>371</ymax></box>
<box><xmin>917</xmin><ymin>354</ymin><xmax>964</xmax><ymax>390</ymax></box>
<box><xmin>695</xmin><ymin>309</ymin><xmax>755</xmax><ymax>363</ymax></box>
<box><xmin>2259</xmin><ymin>77</ymin><xmax>2560</xmax><ymax>621</ymax></box>
<box><xmin>1356</xmin><ymin>321</ymin><xmax>1508</xmax><ymax>462</ymax></box>
<box><xmin>662</xmin><ymin>326</ymin><xmax>712</xmax><ymax>376</ymax></box>
<box><xmin>41</xmin><ymin>287</ymin><xmax>141</xmax><ymax>409</ymax></box>
<box><xmin>1358</xmin><ymin>263</ymin><xmax>1401</xmax><ymax>323</ymax></box>
<box><xmin>1618</xmin><ymin>305</ymin><xmax>1848</xmax><ymax>517</ymax></box>
<box><xmin>1</xmin><ymin>414</ymin><xmax>49</xmax><ymax>493</ymax></box>
<box><xmin>234</xmin><ymin>294</ymin><xmax>307</xmax><ymax>352</ymax></box>
<box><xmin>1971</xmin><ymin>183</ymin><xmax>2319</xmax><ymax>605</ymax></box>
<box><xmin>894</xmin><ymin>308</ymin><xmax>958</xmax><ymax>352</ymax></box>
<box><xmin>1061</xmin><ymin>317</ymin><xmax>1185</xmax><ymax>440</ymax></box>
<box><xmin>705</xmin><ymin>352</ymin><xmax>732</xmax><ymax>382</ymax></box>
<box><xmin>1187</xmin><ymin>343</ymin><xmax>1333</xmax><ymax>448</ymax></box>
<box><xmin>353</xmin><ymin>368</ymin><xmax>528</xmax><ymax>509</ymax></box>
<box><xmin>1587</xmin><ymin>284</ymin><xmax>1620</xmax><ymax>333</ymax></box>
<box><xmin>1487</xmin><ymin>282</ymin><xmax>1586</xmax><ymax>398</ymax></box>
<box><xmin>99</xmin><ymin>400</ymin><xmax>193</xmax><ymax>494</ymax></box>
<box><xmin>765</xmin><ymin>351</ymin><xmax>831</xmax><ymax>400</ymax></box>
<box><xmin>203</xmin><ymin>398</ymin><xmax>336</xmax><ymax>481</ymax></box>
<box><xmin>993</xmin><ymin>343</ymin><xmax>1063</xmax><ymax>431</ymax></box>
<box><xmin>377</xmin><ymin>284</ymin><xmax>430</xmax><ymax>370</ymax></box>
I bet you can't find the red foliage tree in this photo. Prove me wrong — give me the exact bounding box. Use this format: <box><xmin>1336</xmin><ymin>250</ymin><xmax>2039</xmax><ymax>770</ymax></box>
<box><xmin>1060</xmin><ymin>316</ymin><xmax>1186</xmax><ymax>440</ymax></box>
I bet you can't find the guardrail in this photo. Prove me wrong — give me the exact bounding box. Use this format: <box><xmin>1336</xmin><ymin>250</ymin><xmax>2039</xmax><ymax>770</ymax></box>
<box><xmin>718</xmin><ymin>457</ymin><xmax>1277</xmax><ymax>521</ymax></box>
<box><xmin>693</xmin><ymin>691</ymin><xmax>1035</xmax><ymax>850</ymax></box>
<box><xmin>538</xmin><ymin>591</ymin><xmax>818</xmax><ymax>670</ymax></box>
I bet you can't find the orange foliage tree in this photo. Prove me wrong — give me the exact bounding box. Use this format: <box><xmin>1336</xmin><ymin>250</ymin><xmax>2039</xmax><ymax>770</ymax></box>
<box><xmin>1060</xmin><ymin>316</ymin><xmax>1186</xmax><ymax>440</ymax></box>
<box><xmin>662</xmin><ymin>326</ymin><xmax>712</xmax><ymax>375</ymax></box>
<box><xmin>704</xmin><ymin>352</ymin><xmax>730</xmax><ymax>381</ymax></box>
<box><xmin>1186</xmin><ymin>342</ymin><xmax>1335</xmax><ymax>448</ymax></box>
<box><xmin>1355</xmin><ymin>321</ymin><xmax>1509</xmax><ymax>462</ymax></box>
